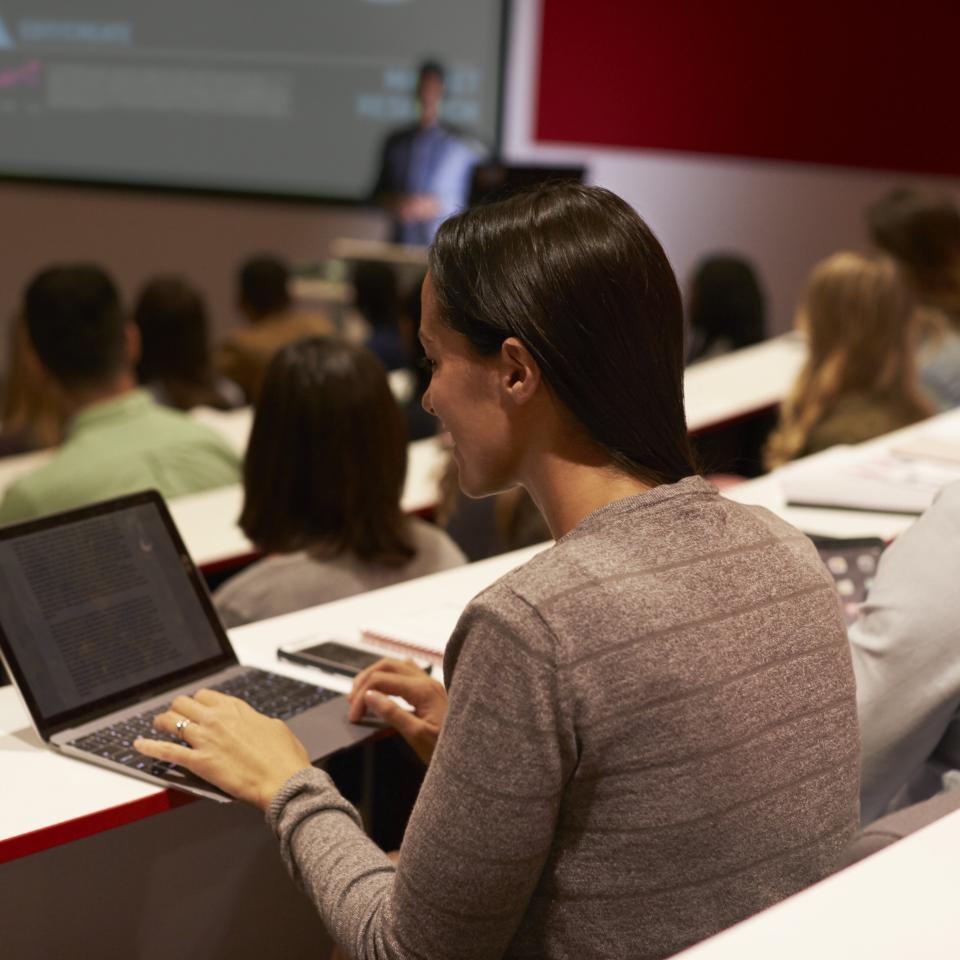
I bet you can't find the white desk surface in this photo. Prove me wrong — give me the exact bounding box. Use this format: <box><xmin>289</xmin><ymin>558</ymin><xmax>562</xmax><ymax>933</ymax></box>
<box><xmin>188</xmin><ymin>404</ymin><xmax>252</xmax><ymax>453</ymax></box>
<box><xmin>328</xmin><ymin>237</ymin><xmax>429</xmax><ymax>267</ymax></box>
<box><xmin>725</xmin><ymin>407</ymin><xmax>960</xmax><ymax>540</ymax></box>
<box><xmin>684</xmin><ymin>333</ymin><xmax>806</xmax><ymax>434</ymax></box>
<box><xmin>0</xmin><ymin>543</ymin><xmax>543</xmax><ymax>858</ymax></box>
<box><xmin>674</xmin><ymin>808</ymin><xmax>960</xmax><ymax>959</ymax></box>
<box><xmin>289</xmin><ymin>276</ymin><xmax>352</xmax><ymax>304</ymax></box>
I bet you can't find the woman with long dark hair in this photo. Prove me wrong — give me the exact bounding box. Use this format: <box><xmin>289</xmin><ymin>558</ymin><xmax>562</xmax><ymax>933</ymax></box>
<box><xmin>137</xmin><ymin>185</ymin><xmax>858</xmax><ymax>960</ymax></box>
<box><xmin>686</xmin><ymin>253</ymin><xmax>766</xmax><ymax>363</ymax></box>
<box><xmin>212</xmin><ymin>336</ymin><xmax>464</xmax><ymax>627</ymax></box>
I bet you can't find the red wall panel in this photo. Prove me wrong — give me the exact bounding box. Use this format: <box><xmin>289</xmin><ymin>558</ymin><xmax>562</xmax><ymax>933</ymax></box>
<box><xmin>536</xmin><ymin>2</ymin><xmax>960</xmax><ymax>176</ymax></box>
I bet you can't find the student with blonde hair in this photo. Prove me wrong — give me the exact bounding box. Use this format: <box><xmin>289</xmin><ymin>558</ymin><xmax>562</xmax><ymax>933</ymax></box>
<box><xmin>765</xmin><ymin>252</ymin><xmax>933</xmax><ymax>469</ymax></box>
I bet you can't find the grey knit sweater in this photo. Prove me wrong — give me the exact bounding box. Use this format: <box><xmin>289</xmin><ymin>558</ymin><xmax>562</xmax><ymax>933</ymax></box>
<box><xmin>267</xmin><ymin>476</ymin><xmax>859</xmax><ymax>959</ymax></box>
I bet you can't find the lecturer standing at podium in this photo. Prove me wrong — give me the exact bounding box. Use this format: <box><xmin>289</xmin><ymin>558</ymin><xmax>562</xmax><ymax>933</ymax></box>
<box><xmin>372</xmin><ymin>60</ymin><xmax>482</xmax><ymax>245</ymax></box>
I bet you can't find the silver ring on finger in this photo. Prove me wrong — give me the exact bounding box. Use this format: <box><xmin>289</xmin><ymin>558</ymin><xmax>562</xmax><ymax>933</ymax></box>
<box><xmin>175</xmin><ymin>718</ymin><xmax>193</xmax><ymax>736</ymax></box>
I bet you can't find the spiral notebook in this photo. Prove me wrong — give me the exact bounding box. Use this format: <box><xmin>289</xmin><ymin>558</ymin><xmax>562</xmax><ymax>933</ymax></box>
<box><xmin>360</xmin><ymin>600</ymin><xmax>465</xmax><ymax>663</ymax></box>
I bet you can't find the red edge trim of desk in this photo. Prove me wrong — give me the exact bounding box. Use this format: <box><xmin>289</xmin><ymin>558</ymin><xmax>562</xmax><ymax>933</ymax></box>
<box><xmin>0</xmin><ymin>789</ymin><xmax>195</xmax><ymax>865</ymax></box>
<box><xmin>198</xmin><ymin>550</ymin><xmax>261</xmax><ymax>578</ymax></box>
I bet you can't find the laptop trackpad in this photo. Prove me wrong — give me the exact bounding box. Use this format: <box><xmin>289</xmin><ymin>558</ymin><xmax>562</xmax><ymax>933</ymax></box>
<box><xmin>288</xmin><ymin>695</ymin><xmax>374</xmax><ymax>759</ymax></box>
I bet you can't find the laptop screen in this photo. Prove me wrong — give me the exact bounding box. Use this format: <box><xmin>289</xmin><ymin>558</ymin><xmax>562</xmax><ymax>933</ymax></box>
<box><xmin>0</xmin><ymin>491</ymin><xmax>235</xmax><ymax>737</ymax></box>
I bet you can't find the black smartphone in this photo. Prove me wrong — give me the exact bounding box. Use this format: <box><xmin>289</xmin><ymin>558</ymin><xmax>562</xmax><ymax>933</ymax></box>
<box><xmin>278</xmin><ymin>640</ymin><xmax>381</xmax><ymax>677</ymax></box>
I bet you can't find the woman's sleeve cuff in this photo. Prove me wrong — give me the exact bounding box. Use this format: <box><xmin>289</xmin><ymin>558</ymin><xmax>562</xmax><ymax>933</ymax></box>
<box><xmin>265</xmin><ymin>765</ymin><xmax>336</xmax><ymax>832</ymax></box>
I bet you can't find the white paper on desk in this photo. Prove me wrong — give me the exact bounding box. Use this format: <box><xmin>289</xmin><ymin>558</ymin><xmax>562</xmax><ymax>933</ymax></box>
<box><xmin>779</xmin><ymin>446</ymin><xmax>960</xmax><ymax>514</ymax></box>
<box><xmin>361</xmin><ymin>600</ymin><xmax>465</xmax><ymax>663</ymax></box>
<box><xmin>891</xmin><ymin>434</ymin><xmax>960</xmax><ymax>465</ymax></box>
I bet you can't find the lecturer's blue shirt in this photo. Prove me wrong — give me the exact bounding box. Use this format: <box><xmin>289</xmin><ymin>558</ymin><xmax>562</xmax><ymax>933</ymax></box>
<box><xmin>374</xmin><ymin>122</ymin><xmax>481</xmax><ymax>245</ymax></box>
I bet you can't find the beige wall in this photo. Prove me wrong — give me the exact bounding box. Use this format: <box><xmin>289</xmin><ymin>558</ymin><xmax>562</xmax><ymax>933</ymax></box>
<box><xmin>0</xmin><ymin>180</ymin><xmax>387</xmax><ymax>367</ymax></box>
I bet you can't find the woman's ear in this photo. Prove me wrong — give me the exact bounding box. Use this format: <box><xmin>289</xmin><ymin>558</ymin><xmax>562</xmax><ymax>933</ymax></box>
<box><xmin>499</xmin><ymin>336</ymin><xmax>541</xmax><ymax>405</ymax></box>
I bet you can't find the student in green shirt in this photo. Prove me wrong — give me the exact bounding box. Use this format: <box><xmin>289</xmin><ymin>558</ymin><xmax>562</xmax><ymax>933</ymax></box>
<box><xmin>0</xmin><ymin>264</ymin><xmax>240</xmax><ymax>525</ymax></box>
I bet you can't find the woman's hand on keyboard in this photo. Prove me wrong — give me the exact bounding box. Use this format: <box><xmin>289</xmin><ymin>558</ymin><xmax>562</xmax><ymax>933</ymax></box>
<box><xmin>134</xmin><ymin>689</ymin><xmax>311</xmax><ymax>810</ymax></box>
<box><xmin>347</xmin><ymin>658</ymin><xmax>447</xmax><ymax>764</ymax></box>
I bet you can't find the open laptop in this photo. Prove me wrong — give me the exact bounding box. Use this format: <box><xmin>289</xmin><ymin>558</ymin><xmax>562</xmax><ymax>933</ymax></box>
<box><xmin>0</xmin><ymin>490</ymin><xmax>372</xmax><ymax>802</ymax></box>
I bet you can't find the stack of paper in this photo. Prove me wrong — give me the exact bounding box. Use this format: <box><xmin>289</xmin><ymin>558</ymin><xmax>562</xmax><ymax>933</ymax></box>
<box><xmin>780</xmin><ymin>443</ymin><xmax>960</xmax><ymax>514</ymax></box>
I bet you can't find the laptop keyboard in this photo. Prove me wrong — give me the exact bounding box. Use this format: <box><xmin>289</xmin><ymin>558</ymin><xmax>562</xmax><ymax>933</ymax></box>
<box><xmin>68</xmin><ymin>668</ymin><xmax>338</xmax><ymax>771</ymax></box>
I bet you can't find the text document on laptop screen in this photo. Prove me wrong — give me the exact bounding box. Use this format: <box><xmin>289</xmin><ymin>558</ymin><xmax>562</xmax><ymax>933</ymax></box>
<box><xmin>0</xmin><ymin>503</ymin><xmax>223</xmax><ymax>720</ymax></box>
<box><xmin>0</xmin><ymin>1</ymin><xmax>504</xmax><ymax>199</ymax></box>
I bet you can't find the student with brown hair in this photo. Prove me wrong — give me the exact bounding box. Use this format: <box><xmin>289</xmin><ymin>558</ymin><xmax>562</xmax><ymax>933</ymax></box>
<box><xmin>765</xmin><ymin>251</ymin><xmax>933</xmax><ymax>469</ymax></box>
<box><xmin>868</xmin><ymin>187</ymin><xmax>960</xmax><ymax>409</ymax></box>
<box><xmin>212</xmin><ymin>336</ymin><xmax>464</xmax><ymax>627</ymax></box>
<box><xmin>869</xmin><ymin>188</ymin><xmax>960</xmax><ymax>321</ymax></box>
<box><xmin>139</xmin><ymin>185</ymin><xmax>858</xmax><ymax>960</ymax></box>
<box><xmin>134</xmin><ymin>275</ymin><xmax>242</xmax><ymax>411</ymax></box>
<box><xmin>215</xmin><ymin>255</ymin><xmax>335</xmax><ymax>403</ymax></box>
<box><xmin>352</xmin><ymin>261</ymin><xmax>407</xmax><ymax>371</ymax></box>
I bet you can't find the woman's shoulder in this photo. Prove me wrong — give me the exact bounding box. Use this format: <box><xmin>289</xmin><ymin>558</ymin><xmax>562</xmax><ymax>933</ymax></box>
<box><xmin>213</xmin><ymin>552</ymin><xmax>299</xmax><ymax>598</ymax></box>
<box><xmin>212</xmin><ymin>551</ymin><xmax>330</xmax><ymax>627</ymax></box>
<box><xmin>469</xmin><ymin>477</ymin><xmax>822</xmax><ymax>618</ymax></box>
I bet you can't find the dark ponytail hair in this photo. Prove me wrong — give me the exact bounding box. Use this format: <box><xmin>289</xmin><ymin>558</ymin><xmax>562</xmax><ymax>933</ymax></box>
<box><xmin>429</xmin><ymin>183</ymin><xmax>697</xmax><ymax>484</ymax></box>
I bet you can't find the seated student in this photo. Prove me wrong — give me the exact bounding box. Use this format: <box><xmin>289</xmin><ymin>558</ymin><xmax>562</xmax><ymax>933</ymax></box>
<box><xmin>851</xmin><ymin>480</ymin><xmax>960</xmax><ymax>823</ymax></box>
<box><xmin>134</xmin><ymin>275</ymin><xmax>243</xmax><ymax>411</ymax></box>
<box><xmin>685</xmin><ymin>253</ymin><xmax>766</xmax><ymax>364</ymax></box>
<box><xmin>685</xmin><ymin>254</ymin><xmax>772</xmax><ymax>477</ymax></box>
<box><xmin>0</xmin><ymin>264</ymin><xmax>240</xmax><ymax>525</ymax></box>
<box><xmin>765</xmin><ymin>252</ymin><xmax>933</xmax><ymax>469</ymax></box>
<box><xmin>397</xmin><ymin>276</ymin><xmax>438</xmax><ymax>442</ymax></box>
<box><xmin>868</xmin><ymin>187</ymin><xmax>960</xmax><ymax>410</ymax></box>
<box><xmin>139</xmin><ymin>185</ymin><xmax>859</xmax><ymax>960</ymax></box>
<box><xmin>353</xmin><ymin>261</ymin><xmax>408</xmax><ymax>371</ymax></box>
<box><xmin>213</xmin><ymin>337</ymin><xmax>464</xmax><ymax>627</ymax></box>
<box><xmin>216</xmin><ymin>255</ymin><xmax>335</xmax><ymax>403</ymax></box>
<box><xmin>0</xmin><ymin>312</ymin><xmax>65</xmax><ymax>458</ymax></box>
